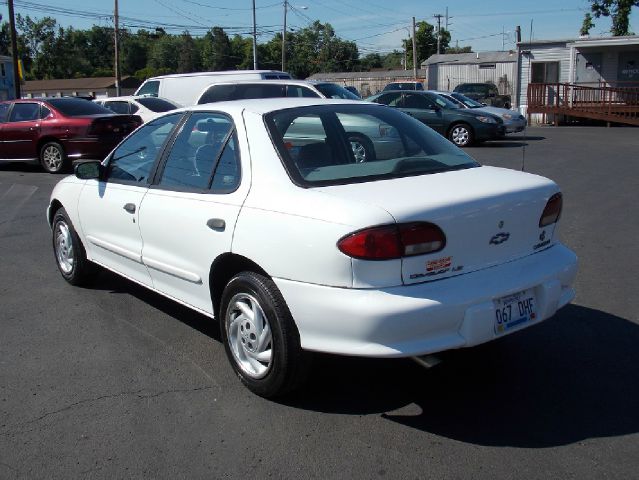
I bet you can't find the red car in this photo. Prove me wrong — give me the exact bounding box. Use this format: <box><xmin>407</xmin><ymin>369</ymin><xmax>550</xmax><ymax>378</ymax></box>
<box><xmin>0</xmin><ymin>97</ymin><xmax>142</xmax><ymax>173</ymax></box>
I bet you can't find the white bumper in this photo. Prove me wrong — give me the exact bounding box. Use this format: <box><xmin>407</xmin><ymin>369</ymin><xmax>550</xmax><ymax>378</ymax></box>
<box><xmin>275</xmin><ymin>244</ymin><xmax>577</xmax><ymax>357</ymax></box>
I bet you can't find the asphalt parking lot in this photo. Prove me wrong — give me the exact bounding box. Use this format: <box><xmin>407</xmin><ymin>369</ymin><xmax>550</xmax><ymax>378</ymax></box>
<box><xmin>1</xmin><ymin>126</ymin><xmax>638</xmax><ymax>479</ymax></box>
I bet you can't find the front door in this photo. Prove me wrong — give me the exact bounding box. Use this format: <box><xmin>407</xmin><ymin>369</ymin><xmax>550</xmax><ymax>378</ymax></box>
<box><xmin>77</xmin><ymin>113</ymin><xmax>183</xmax><ymax>286</ymax></box>
<box><xmin>400</xmin><ymin>93</ymin><xmax>445</xmax><ymax>133</ymax></box>
<box><xmin>1</xmin><ymin>102</ymin><xmax>41</xmax><ymax>159</ymax></box>
<box><xmin>576</xmin><ymin>51</ymin><xmax>603</xmax><ymax>85</ymax></box>
<box><xmin>138</xmin><ymin>111</ymin><xmax>248</xmax><ymax>314</ymax></box>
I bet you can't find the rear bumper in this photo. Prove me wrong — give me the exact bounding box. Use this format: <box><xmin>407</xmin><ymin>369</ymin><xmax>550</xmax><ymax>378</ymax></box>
<box><xmin>62</xmin><ymin>137</ymin><xmax>121</xmax><ymax>162</ymax></box>
<box><xmin>275</xmin><ymin>244</ymin><xmax>577</xmax><ymax>357</ymax></box>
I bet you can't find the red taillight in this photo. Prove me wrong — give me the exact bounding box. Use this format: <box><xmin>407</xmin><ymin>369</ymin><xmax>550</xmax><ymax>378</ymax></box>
<box><xmin>539</xmin><ymin>192</ymin><xmax>563</xmax><ymax>227</ymax></box>
<box><xmin>337</xmin><ymin>222</ymin><xmax>446</xmax><ymax>260</ymax></box>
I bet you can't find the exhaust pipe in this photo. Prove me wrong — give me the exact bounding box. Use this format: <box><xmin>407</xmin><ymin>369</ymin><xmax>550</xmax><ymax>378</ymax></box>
<box><xmin>411</xmin><ymin>354</ymin><xmax>442</xmax><ymax>369</ymax></box>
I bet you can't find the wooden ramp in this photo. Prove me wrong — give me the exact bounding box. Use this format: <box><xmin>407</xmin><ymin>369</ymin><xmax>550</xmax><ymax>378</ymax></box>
<box><xmin>527</xmin><ymin>83</ymin><xmax>639</xmax><ymax>126</ymax></box>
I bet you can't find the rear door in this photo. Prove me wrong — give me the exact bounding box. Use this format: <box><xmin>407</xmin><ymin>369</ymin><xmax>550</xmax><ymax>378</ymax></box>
<box><xmin>1</xmin><ymin>102</ymin><xmax>41</xmax><ymax>159</ymax></box>
<box><xmin>138</xmin><ymin>111</ymin><xmax>249</xmax><ymax>314</ymax></box>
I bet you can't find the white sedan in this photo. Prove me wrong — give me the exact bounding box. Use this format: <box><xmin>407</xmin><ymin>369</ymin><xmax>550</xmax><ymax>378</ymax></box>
<box><xmin>94</xmin><ymin>95</ymin><xmax>180</xmax><ymax>123</ymax></box>
<box><xmin>48</xmin><ymin>98</ymin><xmax>577</xmax><ymax>398</ymax></box>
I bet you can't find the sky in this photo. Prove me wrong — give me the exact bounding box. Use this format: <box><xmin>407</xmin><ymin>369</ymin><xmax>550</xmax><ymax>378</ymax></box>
<box><xmin>1</xmin><ymin>0</ymin><xmax>637</xmax><ymax>55</ymax></box>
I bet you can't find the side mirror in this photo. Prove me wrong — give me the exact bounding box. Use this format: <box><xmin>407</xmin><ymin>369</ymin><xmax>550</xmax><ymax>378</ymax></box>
<box><xmin>75</xmin><ymin>160</ymin><xmax>102</xmax><ymax>180</ymax></box>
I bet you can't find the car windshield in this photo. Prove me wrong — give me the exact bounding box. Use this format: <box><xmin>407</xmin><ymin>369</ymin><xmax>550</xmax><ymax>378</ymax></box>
<box><xmin>450</xmin><ymin>92</ymin><xmax>484</xmax><ymax>108</ymax></box>
<box><xmin>430</xmin><ymin>94</ymin><xmax>461</xmax><ymax>109</ymax></box>
<box><xmin>47</xmin><ymin>98</ymin><xmax>113</xmax><ymax>116</ymax></box>
<box><xmin>265</xmin><ymin>104</ymin><xmax>478</xmax><ymax>187</ymax></box>
<box><xmin>137</xmin><ymin>97</ymin><xmax>179</xmax><ymax>112</ymax></box>
<box><xmin>314</xmin><ymin>83</ymin><xmax>360</xmax><ymax>100</ymax></box>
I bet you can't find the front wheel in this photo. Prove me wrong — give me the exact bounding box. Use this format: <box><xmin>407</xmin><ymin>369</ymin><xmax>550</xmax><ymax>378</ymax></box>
<box><xmin>40</xmin><ymin>141</ymin><xmax>68</xmax><ymax>173</ymax></box>
<box><xmin>220</xmin><ymin>272</ymin><xmax>309</xmax><ymax>398</ymax></box>
<box><xmin>52</xmin><ymin>207</ymin><xmax>96</xmax><ymax>285</ymax></box>
<box><xmin>448</xmin><ymin>123</ymin><xmax>474</xmax><ymax>147</ymax></box>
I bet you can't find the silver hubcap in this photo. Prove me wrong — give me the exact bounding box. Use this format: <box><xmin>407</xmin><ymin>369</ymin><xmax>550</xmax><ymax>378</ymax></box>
<box><xmin>451</xmin><ymin>127</ymin><xmax>470</xmax><ymax>146</ymax></box>
<box><xmin>350</xmin><ymin>140</ymin><xmax>367</xmax><ymax>163</ymax></box>
<box><xmin>43</xmin><ymin>146</ymin><xmax>62</xmax><ymax>171</ymax></box>
<box><xmin>225</xmin><ymin>293</ymin><xmax>273</xmax><ymax>379</ymax></box>
<box><xmin>54</xmin><ymin>221</ymin><xmax>74</xmax><ymax>275</ymax></box>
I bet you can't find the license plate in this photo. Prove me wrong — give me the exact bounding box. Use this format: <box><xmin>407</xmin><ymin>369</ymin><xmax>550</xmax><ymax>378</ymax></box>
<box><xmin>494</xmin><ymin>289</ymin><xmax>537</xmax><ymax>335</ymax></box>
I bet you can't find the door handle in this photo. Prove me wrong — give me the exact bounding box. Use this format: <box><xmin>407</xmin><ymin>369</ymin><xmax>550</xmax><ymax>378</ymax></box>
<box><xmin>123</xmin><ymin>203</ymin><xmax>136</xmax><ymax>214</ymax></box>
<box><xmin>207</xmin><ymin>218</ymin><xmax>225</xmax><ymax>231</ymax></box>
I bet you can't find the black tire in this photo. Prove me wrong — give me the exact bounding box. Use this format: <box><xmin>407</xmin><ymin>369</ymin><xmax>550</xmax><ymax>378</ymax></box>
<box><xmin>220</xmin><ymin>271</ymin><xmax>310</xmax><ymax>398</ymax></box>
<box><xmin>52</xmin><ymin>207</ymin><xmax>96</xmax><ymax>286</ymax></box>
<box><xmin>504</xmin><ymin>102</ymin><xmax>511</xmax><ymax>110</ymax></box>
<box><xmin>347</xmin><ymin>133</ymin><xmax>376</xmax><ymax>163</ymax></box>
<box><xmin>447</xmin><ymin>123</ymin><xmax>474</xmax><ymax>147</ymax></box>
<box><xmin>40</xmin><ymin>141</ymin><xmax>69</xmax><ymax>174</ymax></box>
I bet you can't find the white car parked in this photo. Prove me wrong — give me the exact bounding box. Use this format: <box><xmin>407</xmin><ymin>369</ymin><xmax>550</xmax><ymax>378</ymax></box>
<box><xmin>48</xmin><ymin>98</ymin><xmax>577</xmax><ymax>398</ymax></box>
<box><xmin>94</xmin><ymin>96</ymin><xmax>180</xmax><ymax>123</ymax></box>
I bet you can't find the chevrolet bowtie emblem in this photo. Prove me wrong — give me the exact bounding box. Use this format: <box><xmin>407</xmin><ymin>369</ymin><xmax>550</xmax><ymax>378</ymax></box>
<box><xmin>489</xmin><ymin>232</ymin><xmax>510</xmax><ymax>245</ymax></box>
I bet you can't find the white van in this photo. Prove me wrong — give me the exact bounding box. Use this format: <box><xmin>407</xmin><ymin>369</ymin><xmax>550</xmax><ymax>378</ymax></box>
<box><xmin>135</xmin><ymin>70</ymin><xmax>291</xmax><ymax>107</ymax></box>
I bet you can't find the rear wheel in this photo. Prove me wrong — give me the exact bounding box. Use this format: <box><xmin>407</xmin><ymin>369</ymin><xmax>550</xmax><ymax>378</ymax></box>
<box><xmin>347</xmin><ymin>133</ymin><xmax>376</xmax><ymax>163</ymax></box>
<box><xmin>52</xmin><ymin>207</ymin><xmax>95</xmax><ymax>285</ymax></box>
<box><xmin>220</xmin><ymin>271</ymin><xmax>309</xmax><ymax>398</ymax></box>
<box><xmin>40</xmin><ymin>141</ymin><xmax>68</xmax><ymax>173</ymax></box>
<box><xmin>448</xmin><ymin>123</ymin><xmax>474</xmax><ymax>147</ymax></box>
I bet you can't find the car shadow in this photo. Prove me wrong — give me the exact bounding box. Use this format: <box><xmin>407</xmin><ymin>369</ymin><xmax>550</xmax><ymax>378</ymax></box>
<box><xmin>284</xmin><ymin>304</ymin><xmax>639</xmax><ymax>448</ymax></box>
<box><xmin>0</xmin><ymin>162</ymin><xmax>43</xmax><ymax>173</ymax></box>
<box><xmin>82</xmin><ymin>272</ymin><xmax>639</xmax><ymax>448</ymax></box>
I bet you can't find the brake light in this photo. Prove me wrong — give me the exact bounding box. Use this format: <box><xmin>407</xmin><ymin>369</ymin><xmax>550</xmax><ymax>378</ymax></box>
<box><xmin>337</xmin><ymin>222</ymin><xmax>446</xmax><ymax>260</ymax></box>
<box><xmin>539</xmin><ymin>192</ymin><xmax>563</xmax><ymax>227</ymax></box>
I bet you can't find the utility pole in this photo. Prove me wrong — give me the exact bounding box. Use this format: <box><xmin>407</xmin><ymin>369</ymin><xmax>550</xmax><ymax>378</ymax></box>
<box><xmin>7</xmin><ymin>0</ymin><xmax>21</xmax><ymax>99</ymax></box>
<box><xmin>252</xmin><ymin>0</ymin><xmax>258</xmax><ymax>69</ymax></box>
<box><xmin>502</xmin><ymin>26</ymin><xmax>506</xmax><ymax>51</ymax></box>
<box><xmin>434</xmin><ymin>13</ymin><xmax>444</xmax><ymax>55</ymax></box>
<box><xmin>281</xmin><ymin>0</ymin><xmax>287</xmax><ymax>72</ymax></box>
<box><xmin>412</xmin><ymin>17</ymin><xmax>417</xmax><ymax>79</ymax></box>
<box><xmin>114</xmin><ymin>0</ymin><xmax>121</xmax><ymax>96</ymax></box>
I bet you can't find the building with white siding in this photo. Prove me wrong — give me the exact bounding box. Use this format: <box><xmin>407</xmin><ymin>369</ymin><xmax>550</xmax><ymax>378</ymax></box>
<box><xmin>306</xmin><ymin>70</ymin><xmax>428</xmax><ymax>97</ymax></box>
<box><xmin>420</xmin><ymin>51</ymin><xmax>517</xmax><ymax>95</ymax></box>
<box><xmin>516</xmin><ymin>35</ymin><xmax>639</xmax><ymax>122</ymax></box>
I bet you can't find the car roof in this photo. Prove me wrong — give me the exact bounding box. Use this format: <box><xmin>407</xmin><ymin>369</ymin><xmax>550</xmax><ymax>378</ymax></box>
<box><xmin>176</xmin><ymin>97</ymin><xmax>376</xmax><ymax>116</ymax></box>
<box><xmin>200</xmin><ymin>79</ymin><xmax>334</xmax><ymax>87</ymax></box>
<box><xmin>147</xmin><ymin>70</ymin><xmax>290</xmax><ymax>80</ymax></box>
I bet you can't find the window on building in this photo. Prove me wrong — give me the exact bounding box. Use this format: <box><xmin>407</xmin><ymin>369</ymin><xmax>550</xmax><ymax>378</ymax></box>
<box><xmin>531</xmin><ymin>62</ymin><xmax>559</xmax><ymax>83</ymax></box>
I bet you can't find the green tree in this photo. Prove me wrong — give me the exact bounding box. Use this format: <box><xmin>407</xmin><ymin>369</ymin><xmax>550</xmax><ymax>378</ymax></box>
<box><xmin>580</xmin><ymin>13</ymin><xmax>596</xmax><ymax>36</ymax></box>
<box><xmin>445</xmin><ymin>45</ymin><xmax>472</xmax><ymax>54</ymax></box>
<box><xmin>0</xmin><ymin>23</ymin><xmax>10</xmax><ymax>55</ymax></box>
<box><xmin>590</xmin><ymin>0</ymin><xmax>638</xmax><ymax>35</ymax></box>
<box><xmin>382</xmin><ymin>50</ymin><xmax>403</xmax><ymax>70</ymax></box>
<box><xmin>404</xmin><ymin>21</ymin><xmax>450</xmax><ymax>69</ymax></box>
<box><xmin>359</xmin><ymin>53</ymin><xmax>383</xmax><ymax>71</ymax></box>
<box><xmin>148</xmin><ymin>34</ymin><xmax>181</xmax><ymax>72</ymax></box>
<box><xmin>201</xmin><ymin>27</ymin><xmax>232</xmax><ymax>71</ymax></box>
<box><xmin>177</xmin><ymin>31</ymin><xmax>199</xmax><ymax>73</ymax></box>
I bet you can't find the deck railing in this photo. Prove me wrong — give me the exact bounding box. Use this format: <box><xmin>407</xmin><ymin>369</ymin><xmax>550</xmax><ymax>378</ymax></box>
<box><xmin>527</xmin><ymin>82</ymin><xmax>639</xmax><ymax>125</ymax></box>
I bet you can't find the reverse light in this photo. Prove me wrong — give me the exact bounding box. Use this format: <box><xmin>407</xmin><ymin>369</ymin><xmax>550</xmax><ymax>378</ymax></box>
<box><xmin>539</xmin><ymin>192</ymin><xmax>563</xmax><ymax>227</ymax></box>
<box><xmin>337</xmin><ymin>222</ymin><xmax>446</xmax><ymax>261</ymax></box>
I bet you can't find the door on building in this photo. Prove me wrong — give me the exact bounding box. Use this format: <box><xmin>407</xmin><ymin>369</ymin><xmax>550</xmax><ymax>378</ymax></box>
<box><xmin>531</xmin><ymin>62</ymin><xmax>560</xmax><ymax>106</ymax></box>
<box><xmin>575</xmin><ymin>51</ymin><xmax>603</xmax><ymax>85</ymax></box>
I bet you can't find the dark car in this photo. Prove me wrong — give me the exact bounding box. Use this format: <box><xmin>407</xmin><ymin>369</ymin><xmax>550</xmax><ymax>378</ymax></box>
<box><xmin>0</xmin><ymin>97</ymin><xmax>142</xmax><ymax>173</ymax></box>
<box><xmin>344</xmin><ymin>85</ymin><xmax>361</xmax><ymax>98</ymax></box>
<box><xmin>367</xmin><ymin>90</ymin><xmax>504</xmax><ymax>147</ymax></box>
<box><xmin>382</xmin><ymin>81</ymin><xmax>424</xmax><ymax>91</ymax></box>
<box><xmin>453</xmin><ymin>83</ymin><xmax>511</xmax><ymax>109</ymax></box>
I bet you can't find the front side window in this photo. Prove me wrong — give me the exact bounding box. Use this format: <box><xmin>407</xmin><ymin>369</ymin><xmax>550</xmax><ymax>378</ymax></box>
<box><xmin>137</xmin><ymin>80</ymin><xmax>160</xmax><ymax>97</ymax></box>
<box><xmin>158</xmin><ymin>112</ymin><xmax>240</xmax><ymax>192</ymax></box>
<box><xmin>9</xmin><ymin>103</ymin><xmax>40</xmax><ymax>122</ymax></box>
<box><xmin>265</xmin><ymin>104</ymin><xmax>478</xmax><ymax>187</ymax></box>
<box><xmin>401</xmin><ymin>93</ymin><xmax>432</xmax><ymax>109</ymax></box>
<box><xmin>106</xmin><ymin>113</ymin><xmax>182</xmax><ymax>184</ymax></box>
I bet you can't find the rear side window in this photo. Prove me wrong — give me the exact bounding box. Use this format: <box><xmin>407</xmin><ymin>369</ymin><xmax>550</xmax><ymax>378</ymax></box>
<box><xmin>104</xmin><ymin>101</ymin><xmax>130</xmax><ymax>114</ymax></box>
<box><xmin>40</xmin><ymin>105</ymin><xmax>52</xmax><ymax>119</ymax></box>
<box><xmin>158</xmin><ymin>112</ymin><xmax>240</xmax><ymax>193</ymax></box>
<box><xmin>198</xmin><ymin>83</ymin><xmax>287</xmax><ymax>104</ymax></box>
<box><xmin>137</xmin><ymin>80</ymin><xmax>160</xmax><ymax>97</ymax></box>
<box><xmin>0</xmin><ymin>103</ymin><xmax>9</xmax><ymax>122</ymax></box>
<box><xmin>47</xmin><ymin>98</ymin><xmax>112</xmax><ymax>116</ymax></box>
<box><xmin>286</xmin><ymin>86</ymin><xmax>320</xmax><ymax>98</ymax></box>
<box><xmin>137</xmin><ymin>97</ymin><xmax>178</xmax><ymax>112</ymax></box>
<box><xmin>314</xmin><ymin>83</ymin><xmax>360</xmax><ymax>100</ymax></box>
<box><xmin>9</xmin><ymin>103</ymin><xmax>40</xmax><ymax>122</ymax></box>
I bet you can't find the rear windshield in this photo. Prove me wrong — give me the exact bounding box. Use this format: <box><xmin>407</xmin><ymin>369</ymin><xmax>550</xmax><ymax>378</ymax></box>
<box><xmin>137</xmin><ymin>97</ymin><xmax>179</xmax><ymax>112</ymax></box>
<box><xmin>314</xmin><ymin>83</ymin><xmax>360</xmax><ymax>100</ymax></box>
<box><xmin>47</xmin><ymin>98</ymin><xmax>113</xmax><ymax>116</ymax></box>
<box><xmin>265</xmin><ymin>104</ymin><xmax>478</xmax><ymax>187</ymax></box>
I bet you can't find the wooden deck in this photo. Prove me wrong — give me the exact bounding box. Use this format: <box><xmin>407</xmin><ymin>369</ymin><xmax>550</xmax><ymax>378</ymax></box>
<box><xmin>527</xmin><ymin>83</ymin><xmax>639</xmax><ymax>126</ymax></box>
